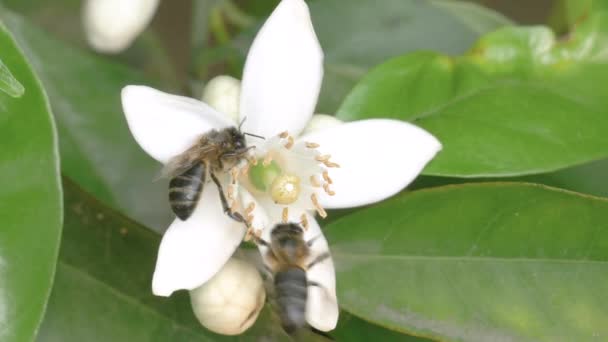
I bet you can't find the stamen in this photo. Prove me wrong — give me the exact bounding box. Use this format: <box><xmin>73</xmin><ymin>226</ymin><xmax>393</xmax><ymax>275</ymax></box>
<box><xmin>263</xmin><ymin>154</ymin><xmax>273</xmax><ymax>166</ymax></box>
<box><xmin>323</xmin><ymin>183</ymin><xmax>335</xmax><ymax>196</ymax></box>
<box><xmin>249</xmin><ymin>156</ymin><xmax>258</xmax><ymax>166</ymax></box>
<box><xmin>315</xmin><ymin>154</ymin><xmax>331</xmax><ymax>163</ymax></box>
<box><xmin>310</xmin><ymin>193</ymin><xmax>327</xmax><ymax>218</ymax></box>
<box><xmin>245</xmin><ymin>202</ymin><xmax>256</xmax><ymax>215</ymax></box>
<box><xmin>323</xmin><ymin>160</ymin><xmax>340</xmax><ymax>168</ymax></box>
<box><xmin>322</xmin><ymin>171</ymin><xmax>333</xmax><ymax>184</ymax></box>
<box><xmin>300</xmin><ymin>214</ymin><xmax>309</xmax><ymax>230</ymax></box>
<box><xmin>305</xmin><ymin>142</ymin><xmax>320</xmax><ymax>149</ymax></box>
<box><xmin>230</xmin><ymin>167</ymin><xmax>239</xmax><ymax>184</ymax></box>
<box><xmin>310</xmin><ymin>175</ymin><xmax>321</xmax><ymax>187</ymax></box>
<box><xmin>230</xmin><ymin>200</ymin><xmax>239</xmax><ymax>213</ymax></box>
<box><xmin>279</xmin><ymin>131</ymin><xmax>289</xmax><ymax>139</ymax></box>
<box><xmin>240</xmin><ymin>163</ymin><xmax>250</xmax><ymax>176</ymax></box>
<box><xmin>226</xmin><ymin>184</ymin><xmax>235</xmax><ymax>200</ymax></box>
<box><xmin>284</xmin><ymin>136</ymin><xmax>294</xmax><ymax>149</ymax></box>
<box><xmin>282</xmin><ymin>207</ymin><xmax>289</xmax><ymax>223</ymax></box>
<box><xmin>246</xmin><ymin>214</ymin><xmax>254</xmax><ymax>224</ymax></box>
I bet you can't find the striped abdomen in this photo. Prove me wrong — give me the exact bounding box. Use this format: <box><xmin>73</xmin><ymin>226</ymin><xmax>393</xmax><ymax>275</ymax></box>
<box><xmin>169</xmin><ymin>163</ymin><xmax>205</xmax><ymax>220</ymax></box>
<box><xmin>275</xmin><ymin>267</ymin><xmax>308</xmax><ymax>334</ymax></box>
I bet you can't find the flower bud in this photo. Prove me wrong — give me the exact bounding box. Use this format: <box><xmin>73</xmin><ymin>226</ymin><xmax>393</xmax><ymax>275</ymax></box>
<box><xmin>301</xmin><ymin>114</ymin><xmax>343</xmax><ymax>135</ymax></box>
<box><xmin>202</xmin><ymin>76</ymin><xmax>241</xmax><ymax>123</ymax></box>
<box><xmin>189</xmin><ymin>257</ymin><xmax>265</xmax><ymax>335</ymax></box>
<box><xmin>83</xmin><ymin>0</ymin><xmax>160</xmax><ymax>53</ymax></box>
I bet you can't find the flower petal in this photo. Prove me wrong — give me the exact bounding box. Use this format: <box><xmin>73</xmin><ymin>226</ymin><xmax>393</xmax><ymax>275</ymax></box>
<box><xmin>304</xmin><ymin>214</ymin><xmax>338</xmax><ymax>331</ymax></box>
<box><xmin>300</xmin><ymin>119</ymin><xmax>442</xmax><ymax>208</ymax></box>
<box><xmin>83</xmin><ymin>0</ymin><xmax>160</xmax><ymax>53</ymax></box>
<box><xmin>152</xmin><ymin>185</ymin><xmax>246</xmax><ymax>296</ymax></box>
<box><xmin>240</xmin><ymin>0</ymin><xmax>323</xmax><ymax>138</ymax></box>
<box><xmin>122</xmin><ymin>85</ymin><xmax>234</xmax><ymax>164</ymax></box>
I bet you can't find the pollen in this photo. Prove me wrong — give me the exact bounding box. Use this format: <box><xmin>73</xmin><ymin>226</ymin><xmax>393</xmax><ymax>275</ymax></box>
<box><xmin>270</xmin><ymin>174</ymin><xmax>301</xmax><ymax>205</ymax></box>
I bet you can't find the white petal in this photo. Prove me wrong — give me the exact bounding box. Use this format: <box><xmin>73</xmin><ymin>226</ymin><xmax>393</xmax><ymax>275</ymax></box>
<box><xmin>152</xmin><ymin>185</ymin><xmax>246</xmax><ymax>296</ymax></box>
<box><xmin>240</xmin><ymin>0</ymin><xmax>323</xmax><ymax>138</ymax></box>
<box><xmin>121</xmin><ymin>86</ymin><xmax>234</xmax><ymax>164</ymax></box>
<box><xmin>300</xmin><ymin>119</ymin><xmax>442</xmax><ymax>208</ymax></box>
<box><xmin>83</xmin><ymin>0</ymin><xmax>160</xmax><ymax>53</ymax></box>
<box><xmin>304</xmin><ymin>214</ymin><xmax>338</xmax><ymax>331</ymax></box>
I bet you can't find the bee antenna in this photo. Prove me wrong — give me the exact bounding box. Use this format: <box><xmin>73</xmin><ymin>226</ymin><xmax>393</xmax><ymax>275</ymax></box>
<box><xmin>244</xmin><ymin>132</ymin><xmax>265</xmax><ymax>140</ymax></box>
<box><xmin>238</xmin><ymin>116</ymin><xmax>247</xmax><ymax>131</ymax></box>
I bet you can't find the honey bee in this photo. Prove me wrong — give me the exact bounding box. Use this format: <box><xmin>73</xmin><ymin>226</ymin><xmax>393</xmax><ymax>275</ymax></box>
<box><xmin>164</xmin><ymin>126</ymin><xmax>257</xmax><ymax>221</ymax></box>
<box><xmin>253</xmin><ymin>222</ymin><xmax>333</xmax><ymax>335</ymax></box>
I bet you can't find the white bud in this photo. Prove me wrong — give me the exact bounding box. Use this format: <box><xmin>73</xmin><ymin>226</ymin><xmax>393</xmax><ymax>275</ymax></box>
<box><xmin>202</xmin><ymin>76</ymin><xmax>242</xmax><ymax>123</ymax></box>
<box><xmin>190</xmin><ymin>257</ymin><xmax>265</xmax><ymax>335</ymax></box>
<box><xmin>83</xmin><ymin>0</ymin><xmax>160</xmax><ymax>54</ymax></box>
<box><xmin>301</xmin><ymin>114</ymin><xmax>343</xmax><ymax>135</ymax></box>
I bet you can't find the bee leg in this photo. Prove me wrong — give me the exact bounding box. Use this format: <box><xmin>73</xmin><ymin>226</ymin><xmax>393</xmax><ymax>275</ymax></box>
<box><xmin>209</xmin><ymin>172</ymin><xmax>247</xmax><ymax>223</ymax></box>
<box><xmin>305</xmin><ymin>234</ymin><xmax>323</xmax><ymax>247</ymax></box>
<box><xmin>306</xmin><ymin>252</ymin><xmax>330</xmax><ymax>269</ymax></box>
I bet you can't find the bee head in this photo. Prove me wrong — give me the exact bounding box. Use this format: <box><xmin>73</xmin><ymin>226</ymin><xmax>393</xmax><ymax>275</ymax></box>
<box><xmin>224</xmin><ymin>127</ymin><xmax>247</xmax><ymax>150</ymax></box>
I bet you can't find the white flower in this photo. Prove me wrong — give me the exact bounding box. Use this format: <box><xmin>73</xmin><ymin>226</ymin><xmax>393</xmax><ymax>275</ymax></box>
<box><xmin>120</xmin><ymin>0</ymin><xmax>441</xmax><ymax>333</ymax></box>
<box><xmin>190</xmin><ymin>257</ymin><xmax>265</xmax><ymax>335</ymax></box>
<box><xmin>83</xmin><ymin>0</ymin><xmax>160</xmax><ymax>53</ymax></box>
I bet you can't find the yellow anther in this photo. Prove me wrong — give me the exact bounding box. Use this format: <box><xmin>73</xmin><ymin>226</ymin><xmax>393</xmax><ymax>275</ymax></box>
<box><xmin>310</xmin><ymin>193</ymin><xmax>327</xmax><ymax>218</ymax></box>
<box><xmin>245</xmin><ymin>202</ymin><xmax>256</xmax><ymax>214</ymax></box>
<box><xmin>282</xmin><ymin>207</ymin><xmax>289</xmax><ymax>223</ymax></box>
<box><xmin>315</xmin><ymin>154</ymin><xmax>331</xmax><ymax>163</ymax></box>
<box><xmin>279</xmin><ymin>131</ymin><xmax>289</xmax><ymax>139</ymax></box>
<box><xmin>300</xmin><ymin>214</ymin><xmax>309</xmax><ymax>230</ymax></box>
<box><xmin>263</xmin><ymin>154</ymin><xmax>273</xmax><ymax>166</ymax></box>
<box><xmin>322</xmin><ymin>171</ymin><xmax>332</xmax><ymax>184</ymax></box>
<box><xmin>284</xmin><ymin>136</ymin><xmax>294</xmax><ymax>149</ymax></box>
<box><xmin>323</xmin><ymin>183</ymin><xmax>335</xmax><ymax>196</ymax></box>
<box><xmin>305</xmin><ymin>142</ymin><xmax>320</xmax><ymax>149</ymax></box>
<box><xmin>323</xmin><ymin>160</ymin><xmax>340</xmax><ymax>168</ymax></box>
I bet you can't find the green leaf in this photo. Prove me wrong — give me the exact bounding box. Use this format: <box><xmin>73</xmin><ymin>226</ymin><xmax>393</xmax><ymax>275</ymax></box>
<box><xmin>0</xmin><ymin>20</ymin><xmax>62</xmax><ymax>342</ymax></box>
<box><xmin>0</xmin><ymin>57</ymin><xmax>24</xmax><ymax>97</ymax></box>
<box><xmin>333</xmin><ymin>311</ymin><xmax>432</xmax><ymax>342</ymax></box>
<box><xmin>39</xmin><ymin>178</ymin><xmax>304</xmax><ymax>341</ymax></box>
<box><xmin>230</xmin><ymin>0</ymin><xmax>510</xmax><ymax>113</ymax></box>
<box><xmin>0</xmin><ymin>10</ymin><xmax>172</xmax><ymax>230</ymax></box>
<box><xmin>338</xmin><ymin>13</ymin><xmax>608</xmax><ymax>177</ymax></box>
<box><xmin>326</xmin><ymin>182</ymin><xmax>608</xmax><ymax>342</ymax></box>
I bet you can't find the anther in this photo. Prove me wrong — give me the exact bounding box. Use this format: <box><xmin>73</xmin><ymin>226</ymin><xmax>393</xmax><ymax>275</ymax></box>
<box><xmin>305</xmin><ymin>142</ymin><xmax>320</xmax><ymax>149</ymax></box>
<box><xmin>263</xmin><ymin>154</ymin><xmax>273</xmax><ymax>166</ymax></box>
<box><xmin>323</xmin><ymin>160</ymin><xmax>340</xmax><ymax>168</ymax></box>
<box><xmin>300</xmin><ymin>214</ymin><xmax>309</xmax><ymax>230</ymax></box>
<box><xmin>240</xmin><ymin>163</ymin><xmax>250</xmax><ymax>176</ymax></box>
<box><xmin>310</xmin><ymin>193</ymin><xmax>327</xmax><ymax>218</ymax></box>
<box><xmin>322</xmin><ymin>171</ymin><xmax>333</xmax><ymax>184</ymax></box>
<box><xmin>323</xmin><ymin>183</ymin><xmax>335</xmax><ymax>196</ymax></box>
<box><xmin>245</xmin><ymin>202</ymin><xmax>256</xmax><ymax>214</ymax></box>
<box><xmin>284</xmin><ymin>136</ymin><xmax>294</xmax><ymax>149</ymax></box>
<box><xmin>226</xmin><ymin>184</ymin><xmax>235</xmax><ymax>200</ymax></box>
<box><xmin>282</xmin><ymin>207</ymin><xmax>289</xmax><ymax>223</ymax></box>
<box><xmin>315</xmin><ymin>154</ymin><xmax>331</xmax><ymax>162</ymax></box>
<box><xmin>230</xmin><ymin>167</ymin><xmax>239</xmax><ymax>184</ymax></box>
<box><xmin>310</xmin><ymin>175</ymin><xmax>321</xmax><ymax>187</ymax></box>
<box><xmin>279</xmin><ymin>131</ymin><xmax>289</xmax><ymax>139</ymax></box>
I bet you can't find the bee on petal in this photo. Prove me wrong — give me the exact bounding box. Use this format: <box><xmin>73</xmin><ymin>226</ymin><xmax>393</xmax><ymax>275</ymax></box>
<box><xmin>253</xmin><ymin>222</ymin><xmax>337</xmax><ymax>335</ymax></box>
<box><xmin>163</xmin><ymin>125</ymin><xmax>259</xmax><ymax>222</ymax></box>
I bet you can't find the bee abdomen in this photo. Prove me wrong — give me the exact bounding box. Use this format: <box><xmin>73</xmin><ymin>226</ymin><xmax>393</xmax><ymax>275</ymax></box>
<box><xmin>275</xmin><ymin>267</ymin><xmax>308</xmax><ymax>334</ymax></box>
<box><xmin>169</xmin><ymin>163</ymin><xmax>205</xmax><ymax>220</ymax></box>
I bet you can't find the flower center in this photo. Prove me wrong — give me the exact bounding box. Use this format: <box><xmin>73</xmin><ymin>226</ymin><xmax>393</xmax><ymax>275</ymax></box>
<box><xmin>270</xmin><ymin>174</ymin><xmax>301</xmax><ymax>204</ymax></box>
<box><xmin>235</xmin><ymin>131</ymin><xmax>340</xmax><ymax>228</ymax></box>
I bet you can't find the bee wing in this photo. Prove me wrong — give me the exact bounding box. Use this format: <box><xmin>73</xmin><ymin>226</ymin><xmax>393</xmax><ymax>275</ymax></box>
<box><xmin>159</xmin><ymin>143</ymin><xmax>217</xmax><ymax>179</ymax></box>
<box><xmin>304</xmin><ymin>214</ymin><xmax>339</xmax><ymax>332</ymax></box>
